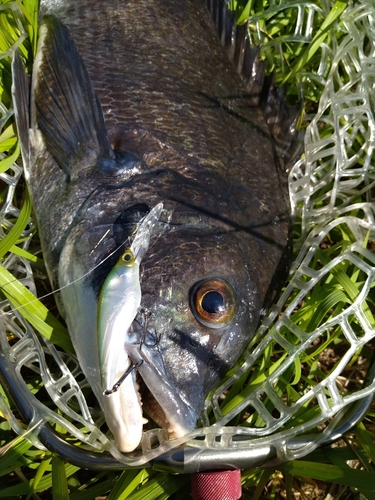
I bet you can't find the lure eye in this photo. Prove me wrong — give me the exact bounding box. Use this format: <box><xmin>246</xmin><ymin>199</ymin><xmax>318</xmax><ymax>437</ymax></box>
<box><xmin>190</xmin><ymin>278</ymin><xmax>236</xmax><ymax>329</ymax></box>
<box><xmin>121</xmin><ymin>249</ymin><xmax>136</xmax><ymax>265</ymax></box>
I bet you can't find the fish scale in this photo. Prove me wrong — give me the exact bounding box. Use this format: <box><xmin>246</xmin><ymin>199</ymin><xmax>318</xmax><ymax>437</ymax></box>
<box><xmin>12</xmin><ymin>0</ymin><xmax>300</xmax><ymax>452</ymax></box>
<box><xmin>40</xmin><ymin>1</ymin><xmax>273</xmax><ymax>173</ymax></box>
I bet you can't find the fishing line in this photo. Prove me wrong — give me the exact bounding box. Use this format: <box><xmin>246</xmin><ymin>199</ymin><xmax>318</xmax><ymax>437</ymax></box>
<box><xmin>1</xmin><ymin>204</ymin><xmax>165</xmax><ymax>315</ymax></box>
<box><xmin>0</xmin><ymin>235</ymin><xmax>131</xmax><ymax>314</ymax></box>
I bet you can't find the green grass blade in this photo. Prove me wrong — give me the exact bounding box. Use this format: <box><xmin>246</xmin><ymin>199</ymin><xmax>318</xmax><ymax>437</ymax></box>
<box><xmin>0</xmin><ymin>137</ymin><xmax>17</xmax><ymax>152</ymax></box>
<box><xmin>37</xmin><ymin>463</ymin><xmax>80</xmax><ymax>492</ymax></box>
<box><xmin>0</xmin><ymin>264</ymin><xmax>73</xmax><ymax>352</ymax></box>
<box><xmin>234</xmin><ymin>0</ymin><xmax>253</xmax><ymax>24</ymax></box>
<box><xmin>126</xmin><ymin>474</ymin><xmax>189</xmax><ymax>500</ymax></box>
<box><xmin>279</xmin><ymin>460</ymin><xmax>375</xmax><ymax>491</ymax></box>
<box><xmin>26</xmin><ymin>456</ymin><xmax>52</xmax><ymax>500</ymax></box>
<box><xmin>0</xmin><ymin>438</ymin><xmax>32</xmax><ymax>475</ymax></box>
<box><xmin>354</xmin><ymin>423</ymin><xmax>375</xmax><ymax>466</ymax></box>
<box><xmin>8</xmin><ymin>245</ymin><xmax>44</xmax><ymax>264</ymax></box>
<box><xmin>0</xmin><ymin>123</ymin><xmax>17</xmax><ymax>143</ymax></box>
<box><xmin>0</xmin><ymin>184</ymin><xmax>30</xmax><ymax>258</ymax></box>
<box><xmin>0</xmin><ymin>462</ymin><xmax>79</xmax><ymax>498</ymax></box>
<box><xmin>0</xmin><ymin>143</ymin><xmax>20</xmax><ymax>174</ymax></box>
<box><xmin>0</xmin><ymin>482</ymin><xmax>31</xmax><ymax>498</ymax></box>
<box><xmin>251</xmin><ymin>468</ymin><xmax>274</xmax><ymax>500</ymax></box>
<box><xmin>282</xmin><ymin>0</ymin><xmax>348</xmax><ymax>85</ymax></box>
<box><xmin>70</xmin><ymin>478</ymin><xmax>118</xmax><ymax>500</ymax></box>
<box><xmin>219</xmin><ymin>353</ymin><xmax>287</xmax><ymax>417</ymax></box>
<box><xmin>52</xmin><ymin>456</ymin><xmax>69</xmax><ymax>500</ymax></box>
<box><xmin>16</xmin><ymin>0</ymin><xmax>39</xmax><ymax>57</ymax></box>
<box><xmin>0</xmin><ymin>124</ymin><xmax>17</xmax><ymax>153</ymax></box>
<box><xmin>107</xmin><ymin>469</ymin><xmax>150</xmax><ymax>500</ymax></box>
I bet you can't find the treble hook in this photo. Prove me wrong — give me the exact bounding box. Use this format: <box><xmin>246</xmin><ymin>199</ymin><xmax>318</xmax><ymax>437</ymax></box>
<box><xmin>138</xmin><ymin>308</ymin><xmax>160</xmax><ymax>349</ymax></box>
<box><xmin>102</xmin><ymin>359</ymin><xmax>144</xmax><ymax>397</ymax></box>
<box><xmin>139</xmin><ymin>308</ymin><xmax>151</xmax><ymax>350</ymax></box>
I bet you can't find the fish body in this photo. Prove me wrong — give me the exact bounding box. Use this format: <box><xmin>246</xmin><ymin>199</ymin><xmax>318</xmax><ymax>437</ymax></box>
<box><xmin>12</xmin><ymin>0</ymin><xmax>299</xmax><ymax>452</ymax></box>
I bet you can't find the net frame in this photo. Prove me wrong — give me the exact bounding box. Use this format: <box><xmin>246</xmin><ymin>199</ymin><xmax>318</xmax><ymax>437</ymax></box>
<box><xmin>0</xmin><ymin>0</ymin><xmax>374</xmax><ymax>467</ymax></box>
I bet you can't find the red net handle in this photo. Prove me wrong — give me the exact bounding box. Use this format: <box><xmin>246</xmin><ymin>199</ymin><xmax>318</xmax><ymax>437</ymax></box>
<box><xmin>191</xmin><ymin>469</ymin><xmax>242</xmax><ymax>500</ymax></box>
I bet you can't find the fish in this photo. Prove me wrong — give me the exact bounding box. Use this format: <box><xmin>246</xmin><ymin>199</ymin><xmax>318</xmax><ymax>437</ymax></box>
<box><xmin>11</xmin><ymin>0</ymin><xmax>300</xmax><ymax>452</ymax></box>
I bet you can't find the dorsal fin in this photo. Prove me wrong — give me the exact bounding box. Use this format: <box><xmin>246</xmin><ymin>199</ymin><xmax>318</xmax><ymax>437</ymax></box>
<box><xmin>261</xmin><ymin>77</ymin><xmax>303</xmax><ymax>164</ymax></box>
<box><xmin>32</xmin><ymin>15</ymin><xmax>115</xmax><ymax>178</ymax></box>
<box><xmin>206</xmin><ymin>0</ymin><xmax>265</xmax><ymax>95</ymax></box>
<box><xmin>206</xmin><ymin>0</ymin><xmax>302</xmax><ymax>166</ymax></box>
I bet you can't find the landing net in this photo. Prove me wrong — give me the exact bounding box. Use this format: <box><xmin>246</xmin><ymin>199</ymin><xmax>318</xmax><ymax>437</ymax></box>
<box><xmin>0</xmin><ymin>0</ymin><xmax>374</xmax><ymax>466</ymax></box>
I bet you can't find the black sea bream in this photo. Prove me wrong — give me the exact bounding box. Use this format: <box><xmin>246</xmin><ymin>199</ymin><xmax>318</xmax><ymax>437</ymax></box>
<box><xmin>12</xmin><ymin>0</ymin><xmax>300</xmax><ymax>452</ymax></box>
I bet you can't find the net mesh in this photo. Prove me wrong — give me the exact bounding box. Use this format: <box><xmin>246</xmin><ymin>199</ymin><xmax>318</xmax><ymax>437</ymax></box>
<box><xmin>0</xmin><ymin>0</ymin><xmax>374</xmax><ymax>466</ymax></box>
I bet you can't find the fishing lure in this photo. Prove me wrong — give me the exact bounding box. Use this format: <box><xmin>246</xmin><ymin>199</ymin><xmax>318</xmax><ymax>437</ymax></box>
<box><xmin>97</xmin><ymin>203</ymin><xmax>163</xmax><ymax>395</ymax></box>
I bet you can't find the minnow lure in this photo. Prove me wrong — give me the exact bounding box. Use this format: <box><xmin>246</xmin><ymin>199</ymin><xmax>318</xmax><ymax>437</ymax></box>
<box><xmin>97</xmin><ymin>203</ymin><xmax>163</xmax><ymax>395</ymax></box>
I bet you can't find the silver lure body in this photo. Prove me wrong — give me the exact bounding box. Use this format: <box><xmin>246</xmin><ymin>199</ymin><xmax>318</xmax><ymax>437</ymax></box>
<box><xmin>98</xmin><ymin>204</ymin><xmax>163</xmax><ymax>393</ymax></box>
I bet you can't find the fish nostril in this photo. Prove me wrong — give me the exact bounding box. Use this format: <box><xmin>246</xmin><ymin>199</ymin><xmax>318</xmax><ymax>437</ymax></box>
<box><xmin>207</xmin><ymin>356</ymin><xmax>223</xmax><ymax>371</ymax></box>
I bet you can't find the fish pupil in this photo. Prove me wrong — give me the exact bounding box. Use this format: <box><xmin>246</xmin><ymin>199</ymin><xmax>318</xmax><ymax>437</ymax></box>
<box><xmin>202</xmin><ymin>291</ymin><xmax>224</xmax><ymax>314</ymax></box>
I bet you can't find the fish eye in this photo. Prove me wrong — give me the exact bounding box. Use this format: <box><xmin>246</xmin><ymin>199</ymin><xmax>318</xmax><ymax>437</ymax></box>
<box><xmin>190</xmin><ymin>278</ymin><xmax>236</xmax><ymax>329</ymax></box>
<box><xmin>121</xmin><ymin>249</ymin><xmax>135</xmax><ymax>264</ymax></box>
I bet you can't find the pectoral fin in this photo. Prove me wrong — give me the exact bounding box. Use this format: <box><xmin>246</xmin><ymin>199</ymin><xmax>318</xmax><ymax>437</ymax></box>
<box><xmin>32</xmin><ymin>15</ymin><xmax>115</xmax><ymax>178</ymax></box>
<box><xmin>11</xmin><ymin>50</ymin><xmax>30</xmax><ymax>169</ymax></box>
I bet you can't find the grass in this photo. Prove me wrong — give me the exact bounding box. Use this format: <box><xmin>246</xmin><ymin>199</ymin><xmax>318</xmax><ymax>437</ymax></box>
<box><xmin>0</xmin><ymin>0</ymin><xmax>375</xmax><ymax>499</ymax></box>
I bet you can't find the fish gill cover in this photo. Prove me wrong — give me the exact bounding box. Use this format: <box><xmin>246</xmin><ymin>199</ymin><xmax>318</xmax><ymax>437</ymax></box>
<box><xmin>0</xmin><ymin>0</ymin><xmax>374</xmax><ymax>492</ymax></box>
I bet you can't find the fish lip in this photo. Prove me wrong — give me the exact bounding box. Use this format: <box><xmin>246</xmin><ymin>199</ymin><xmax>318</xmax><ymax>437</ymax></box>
<box><xmin>125</xmin><ymin>341</ymin><xmax>198</xmax><ymax>437</ymax></box>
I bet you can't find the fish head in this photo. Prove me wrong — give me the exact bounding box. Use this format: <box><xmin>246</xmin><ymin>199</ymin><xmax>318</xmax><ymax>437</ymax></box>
<box><xmin>56</xmin><ymin>158</ymin><xmax>290</xmax><ymax>448</ymax></box>
<box><xmin>122</xmin><ymin>201</ymin><xmax>288</xmax><ymax>436</ymax></box>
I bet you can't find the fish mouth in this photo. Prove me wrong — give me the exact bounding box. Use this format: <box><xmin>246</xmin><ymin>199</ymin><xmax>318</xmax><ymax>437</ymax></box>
<box><xmin>124</xmin><ymin>340</ymin><xmax>198</xmax><ymax>441</ymax></box>
<box><xmin>101</xmin><ymin>325</ymin><xmax>198</xmax><ymax>453</ymax></box>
